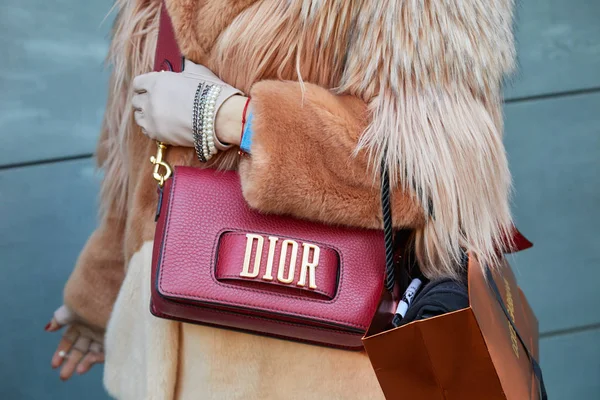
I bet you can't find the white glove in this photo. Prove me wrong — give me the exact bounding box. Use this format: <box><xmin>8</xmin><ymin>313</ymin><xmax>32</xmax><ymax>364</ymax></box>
<box><xmin>132</xmin><ymin>59</ymin><xmax>242</xmax><ymax>148</ymax></box>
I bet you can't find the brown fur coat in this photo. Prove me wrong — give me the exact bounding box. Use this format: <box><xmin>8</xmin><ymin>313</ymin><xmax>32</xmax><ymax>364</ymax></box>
<box><xmin>63</xmin><ymin>0</ymin><xmax>516</xmax><ymax>397</ymax></box>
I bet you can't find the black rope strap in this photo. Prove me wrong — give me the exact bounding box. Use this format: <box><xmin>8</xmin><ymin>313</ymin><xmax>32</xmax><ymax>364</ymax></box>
<box><xmin>380</xmin><ymin>157</ymin><xmax>396</xmax><ymax>293</ymax></box>
<box><xmin>484</xmin><ymin>267</ymin><xmax>548</xmax><ymax>400</ymax></box>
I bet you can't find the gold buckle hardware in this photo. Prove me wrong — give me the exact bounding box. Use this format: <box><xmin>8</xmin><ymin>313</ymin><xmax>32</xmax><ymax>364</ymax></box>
<box><xmin>150</xmin><ymin>141</ymin><xmax>172</xmax><ymax>187</ymax></box>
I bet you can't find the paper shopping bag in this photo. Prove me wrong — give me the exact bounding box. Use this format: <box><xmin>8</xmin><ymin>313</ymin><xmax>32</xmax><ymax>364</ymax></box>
<box><xmin>363</xmin><ymin>256</ymin><xmax>546</xmax><ymax>400</ymax></box>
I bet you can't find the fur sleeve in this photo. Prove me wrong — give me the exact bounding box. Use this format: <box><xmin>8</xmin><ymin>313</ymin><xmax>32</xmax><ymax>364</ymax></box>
<box><xmin>338</xmin><ymin>0</ymin><xmax>517</xmax><ymax>277</ymax></box>
<box><xmin>238</xmin><ymin>80</ymin><xmax>424</xmax><ymax>232</ymax></box>
<box><xmin>242</xmin><ymin>0</ymin><xmax>516</xmax><ymax>279</ymax></box>
<box><xmin>63</xmin><ymin>214</ymin><xmax>126</xmax><ymax>328</ymax></box>
<box><xmin>63</xmin><ymin>0</ymin><xmax>161</xmax><ymax>327</ymax></box>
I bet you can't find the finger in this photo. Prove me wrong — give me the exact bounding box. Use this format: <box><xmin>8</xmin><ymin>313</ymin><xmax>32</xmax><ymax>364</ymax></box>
<box><xmin>133</xmin><ymin>111</ymin><xmax>147</xmax><ymax>133</ymax></box>
<box><xmin>132</xmin><ymin>93</ymin><xmax>145</xmax><ymax>111</ymax></box>
<box><xmin>59</xmin><ymin>348</ymin><xmax>85</xmax><ymax>381</ymax></box>
<box><xmin>47</xmin><ymin>305</ymin><xmax>75</xmax><ymax>332</ymax></box>
<box><xmin>72</xmin><ymin>336</ymin><xmax>91</xmax><ymax>354</ymax></box>
<box><xmin>45</xmin><ymin>318</ymin><xmax>62</xmax><ymax>332</ymax></box>
<box><xmin>89</xmin><ymin>341</ymin><xmax>103</xmax><ymax>354</ymax></box>
<box><xmin>51</xmin><ymin>330</ymin><xmax>78</xmax><ymax>369</ymax></box>
<box><xmin>76</xmin><ymin>350</ymin><xmax>104</xmax><ymax>375</ymax></box>
<box><xmin>78</xmin><ymin>326</ymin><xmax>105</xmax><ymax>345</ymax></box>
<box><xmin>132</xmin><ymin>72</ymin><xmax>158</xmax><ymax>92</ymax></box>
<box><xmin>63</xmin><ymin>325</ymin><xmax>80</xmax><ymax>343</ymax></box>
<box><xmin>95</xmin><ymin>352</ymin><xmax>105</xmax><ymax>364</ymax></box>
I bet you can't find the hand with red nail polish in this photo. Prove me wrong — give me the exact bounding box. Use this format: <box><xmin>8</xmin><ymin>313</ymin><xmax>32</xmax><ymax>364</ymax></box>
<box><xmin>46</xmin><ymin>305</ymin><xmax>105</xmax><ymax>381</ymax></box>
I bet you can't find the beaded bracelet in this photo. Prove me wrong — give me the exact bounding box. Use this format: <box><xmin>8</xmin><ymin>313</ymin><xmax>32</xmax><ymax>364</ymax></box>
<box><xmin>192</xmin><ymin>83</ymin><xmax>222</xmax><ymax>162</ymax></box>
<box><xmin>202</xmin><ymin>85</ymin><xmax>221</xmax><ymax>160</ymax></box>
<box><xmin>193</xmin><ymin>83</ymin><xmax>210</xmax><ymax>162</ymax></box>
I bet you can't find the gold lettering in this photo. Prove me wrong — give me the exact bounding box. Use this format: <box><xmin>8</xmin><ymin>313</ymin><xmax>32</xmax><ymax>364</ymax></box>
<box><xmin>238</xmin><ymin>235</ymin><xmax>321</xmax><ymax>289</ymax></box>
<box><xmin>277</xmin><ymin>240</ymin><xmax>298</xmax><ymax>284</ymax></box>
<box><xmin>262</xmin><ymin>236</ymin><xmax>279</xmax><ymax>281</ymax></box>
<box><xmin>240</xmin><ymin>234</ymin><xmax>264</xmax><ymax>278</ymax></box>
<box><xmin>503</xmin><ymin>278</ymin><xmax>519</xmax><ymax>359</ymax></box>
<box><xmin>297</xmin><ymin>243</ymin><xmax>320</xmax><ymax>289</ymax></box>
<box><xmin>510</xmin><ymin>328</ymin><xmax>520</xmax><ymax>356</ymax></box>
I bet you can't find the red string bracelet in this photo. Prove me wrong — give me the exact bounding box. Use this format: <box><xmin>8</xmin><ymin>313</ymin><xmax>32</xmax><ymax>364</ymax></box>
<box><xmin>238</xmin><ymin>97</ymin><xmax>252</xmax><ymax>156</ymax></box>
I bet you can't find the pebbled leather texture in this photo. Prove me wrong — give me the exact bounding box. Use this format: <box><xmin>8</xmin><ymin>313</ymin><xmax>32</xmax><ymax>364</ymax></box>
<box><xmin>151</xmin><ymin>167</ymin><xmax>386</xmax><ymax>349</ymax></box>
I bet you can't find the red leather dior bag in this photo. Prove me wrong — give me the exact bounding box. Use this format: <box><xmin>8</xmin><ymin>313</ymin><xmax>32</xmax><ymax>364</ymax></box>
<box><xmin>150</xmin><ymin>167</ymin><xmax>388</xmax><ymax>349</ymax></box>
<box><xmin>148</xmin><ymin>4</ymin><xmax>390</xmax><ymax>349</ymax></box>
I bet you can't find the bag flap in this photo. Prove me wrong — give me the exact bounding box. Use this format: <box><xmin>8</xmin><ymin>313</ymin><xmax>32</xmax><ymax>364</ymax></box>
<box><xmin>154</xmin><ymin>167</ymin><xmax>386</xmax><ymax>332</ymax></box>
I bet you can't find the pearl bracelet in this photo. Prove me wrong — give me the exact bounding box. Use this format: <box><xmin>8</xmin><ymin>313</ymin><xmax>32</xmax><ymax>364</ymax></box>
<box><xmin>193</xmin><ymin>83</ymin><xmax>222</xmax><ymax>162</ymax></box>
<box><xmin>203</xmin><ymin>85</ymin><xmax>221</xmax><ymax>160</ymax></box>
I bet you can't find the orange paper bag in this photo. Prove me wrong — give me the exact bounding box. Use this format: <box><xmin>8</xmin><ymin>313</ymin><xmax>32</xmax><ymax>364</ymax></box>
<box><xmin>363</xmin><ymin>256</ymin><xmax>546</xmax><ymax>400</ymax></box>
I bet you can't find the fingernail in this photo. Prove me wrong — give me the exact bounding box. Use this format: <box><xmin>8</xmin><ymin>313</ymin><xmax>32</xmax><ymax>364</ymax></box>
<box><xmin>45</xmin><ymin>323</ymin><xmax>51</xmax><ymax>331</ymax></box>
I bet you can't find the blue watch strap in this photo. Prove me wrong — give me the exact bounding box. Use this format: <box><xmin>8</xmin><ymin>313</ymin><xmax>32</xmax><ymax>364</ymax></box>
<box><xmin>240</xmin><ymin>111</ymin><xmax>254</xmax><ymax>154</ymax></box>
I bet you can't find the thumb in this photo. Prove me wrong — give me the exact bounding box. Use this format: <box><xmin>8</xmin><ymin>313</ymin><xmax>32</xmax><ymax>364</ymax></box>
<box><xmin>45</xmin><ymin>318</ymin><xmax>62</xmax><ymax>332</ymax></box>
<box><xmin>45</xmin><ymin>305</ymin><xmax>75</xmax><ymax>332</ymax></box>
<box><xmin>183</xmin><ymin>59</ymin><xmax>219</xmax><ymax>80</ymax></box>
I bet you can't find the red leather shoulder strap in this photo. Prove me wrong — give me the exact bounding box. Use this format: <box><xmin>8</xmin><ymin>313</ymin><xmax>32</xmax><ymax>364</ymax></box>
<box><xmin>154</xmin><ymin>1</ymin><xmax>183</xmax><ymax>73</ymax></box>
<box><xmin>505</xmin><ymin>226</ymin><xmax>533</xmax><ymax>253</ymax></box>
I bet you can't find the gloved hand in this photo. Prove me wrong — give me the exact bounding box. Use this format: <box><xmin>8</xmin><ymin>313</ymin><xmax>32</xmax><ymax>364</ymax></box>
<box><xmin>45</xmin><ymin>305</ymin><xmax>105</xmax><ymax>381</ymax></box>
<box><xmin>132</xmin><ymin>59</ymin><xmax>243</xmax><ymax>148</ymax></box>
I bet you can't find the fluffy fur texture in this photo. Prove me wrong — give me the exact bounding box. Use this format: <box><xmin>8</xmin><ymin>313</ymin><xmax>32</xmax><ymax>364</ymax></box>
<box><xmin>64</xmin><ymin>0</ymin><xmax>163</xmax><ymax>330</ymax></box>
<box><xmin>214</xmin><ymin>0</ymin><xmax>516</xmax><ymax>277</ymax></box>
<box><xmin>94</xmin><ymin>0</ymin><xmax>516</xmax><ymax>279</ymax></box>
<box><xmin>105</xmin><ymin>243</ymin><xmax>384</xmax><ymax>399</ymax></box>
<box><xmin>179</xmin><ymin>0</ymin><xmax>515</xmax><ymax>277</ymax></box>
<box><xmin>176</xmin><ymin>319</ymin><xmax>384</xmax><ymax>399</ymax></box>
<box><xmin>239</xmin><ymin>80</ymin><xmax>424</xmax><ymax>229</ymax></box>
<box><xmin>64</xmin><ymin>0</ymin><xmax>517</xmax><ymax>397</ymax></box>
<box><xmin>63</xmin><ymin>213</ymin><xmax>126</xmax><ymax>328</ymax></box>
<box><xmin>339</xmin><ymin>0</ymin><xmax>516</xmax><ymax>276</ymax></box>
<box><xmin>104</xmin><ymin>242</ymin><xmax>179</xmax><ymax>400</ymax></box>
<box><xmin>99</xmin><ymin>0</ymin><xmax>161</xmax><ymax>218</ymax></box>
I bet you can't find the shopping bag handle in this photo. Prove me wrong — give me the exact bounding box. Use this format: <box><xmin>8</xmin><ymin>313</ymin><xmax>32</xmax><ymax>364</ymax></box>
<box><xmin>484</xmin><ymin>268</ymin><xmax>548</xmax><ymax>400</ymax></box>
